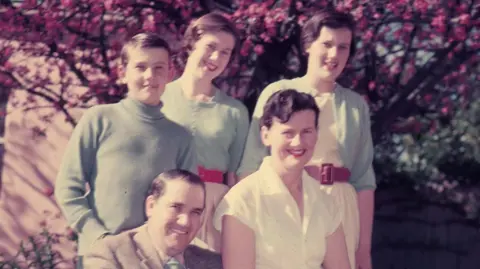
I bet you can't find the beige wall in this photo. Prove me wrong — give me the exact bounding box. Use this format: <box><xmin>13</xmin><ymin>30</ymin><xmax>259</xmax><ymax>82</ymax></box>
<box><xmin>0</xmin><ymin>54</ymin><xmax>92</xmax><ymax>266</ymax></box>
<box><xmin>0</xmin><ymin>102</ymin><xmax>80</xmax><ymax>266</ymax></box>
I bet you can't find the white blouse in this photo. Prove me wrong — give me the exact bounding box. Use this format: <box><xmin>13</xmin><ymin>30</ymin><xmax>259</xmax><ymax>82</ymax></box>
<box><xmin>214</xmin><ymin>157</ymin><xmax>341</xmax><ymax>269</ymax></box>
<box><xmin>311</xmin><ymin>91</ymin><xmax>344</xmax><ymax>167</ymax></box>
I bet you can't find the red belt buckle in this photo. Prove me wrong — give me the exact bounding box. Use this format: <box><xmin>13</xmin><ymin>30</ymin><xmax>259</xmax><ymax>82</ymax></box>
<box><xmin>198</xmin><ymin>166</ymin><xmax>224</xmax><ymax>184</ymax></box>
<box><xmin>320</xmin><ymin>163</ymin><xmax>334</xmax><ymax>185</ymax></box>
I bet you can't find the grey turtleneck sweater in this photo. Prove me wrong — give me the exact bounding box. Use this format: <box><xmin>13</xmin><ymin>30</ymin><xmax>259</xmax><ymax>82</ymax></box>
<box><xmin>54</xmin><ymin>98</ymin><xmax>197</xmax><ymax>255</ymax></box>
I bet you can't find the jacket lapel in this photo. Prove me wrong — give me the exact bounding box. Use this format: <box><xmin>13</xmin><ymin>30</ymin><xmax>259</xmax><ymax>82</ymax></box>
<box><xmin>133</xmin><ymin>224</ymin><xmax>164</xmax><ymax>269</ymax></box>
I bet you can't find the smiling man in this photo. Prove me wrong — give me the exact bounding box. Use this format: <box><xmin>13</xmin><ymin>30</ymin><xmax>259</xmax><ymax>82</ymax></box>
<box><xmin>83</xmin><ymin>169</ymin><xmax>222</xmax><ymax>269</ymax></box>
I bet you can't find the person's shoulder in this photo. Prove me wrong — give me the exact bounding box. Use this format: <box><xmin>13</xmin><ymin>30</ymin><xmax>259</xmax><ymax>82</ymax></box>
<box><xmin>336</xmin><ymin>83</ymin><xmax>369</xmax><ymax>109</ymax></box>
<box><xmin>263</xmin><ymin>78</ymin><xmax>297</xmax><ymax>93</ymax></box>
<box><xmin>97</xmin><ymin>228</ymin><xmax>139</xmax><ymax>252</ymax></box>
<box><xmin>163</xmin><ymin>80</ymin><xmax>181</xmax><ymax>98</ymax></box>
<box><xmin>228</xmin><ymin>171</ymin><xmax>262</xmax><ymax>197</ymax></box>
<box><xmin>186</xmin><ymin>245</ymin><xmax>222</xmax><ymax>268</ymax></box>
<box><xmin>81</xmin><ymin>102</ymin><xmax>113</xmax><ymax>115</ymax></box>
<box><xmin>215</xmin><ymin>91</ymin><xmax>249</xmax><ymax>118</ymax></box>
<box><xmin>162</xmin><ymin>118</ymin><xmax>192</xmax><ymax>137</ymax></box>
<box><xmin>256</xmin><ymin>78</ymin><xmax>305</xmax><ymax>103</ymax></box>
<box><xmin>76</xmin><ymin>103</ymin><xmax>119</xmax><ymax>127</ymax></box>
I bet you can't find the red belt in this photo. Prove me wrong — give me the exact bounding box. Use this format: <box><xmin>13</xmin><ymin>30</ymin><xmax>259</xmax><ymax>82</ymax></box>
<box><xmin>198</xmin><ymin>166</ymin><xmax>224</xmax><ymax>184</ymax></box>
<box><xmin>304</xmin><ymin>163</ymin><xmax>350</xmax><ymax>185</ymax></box>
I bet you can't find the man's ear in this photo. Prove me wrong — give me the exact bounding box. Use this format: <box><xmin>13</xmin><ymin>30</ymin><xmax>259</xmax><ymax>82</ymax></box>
<box><xmin>260</xmin><ymin>126</ymin><xmax>270</xmax><ymax>147</ymax></box>
<box><xmin>117</xmin><ymin>63</ymin><xmax>126</xmax><ymax>84</ymax></box>
<box><xmin>145</xmin><ymin>195</ymin><xmax>156</xmax><ymax>219</ymax></box>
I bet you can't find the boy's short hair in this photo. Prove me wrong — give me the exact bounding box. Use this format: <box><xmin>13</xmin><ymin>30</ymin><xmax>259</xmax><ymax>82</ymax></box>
<box><xmin>147</xmin><ymin>169</ymin><xmax>206</xmax><ymax>203</ymax></box>
<box><xmin>301</xmin><ymin>8</ymin><xmax>357</xmax><ymax>60</ymax></box>
<box><xmin>260</xmin><ymin>89</ymin><xmax>320</xmax><ymax>129</ymax></box>
<box><xmin>120</xmin><ymin>33</ymin><xmax>171</xmax><ymax>66</ymax></box>
<box><xmin>182</xmin><ymin>12</ymin><xmax>241</xmax><ymax>65</ymax></box>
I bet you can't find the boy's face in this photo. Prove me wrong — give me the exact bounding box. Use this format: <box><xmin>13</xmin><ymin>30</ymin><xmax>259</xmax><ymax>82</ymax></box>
<box><xmin>306</xmin><ymin>26</ymin><xmax>352</xmax><ymax>82</ymax></box>
<box><xmin>122</xmin><ymin>47</ymin><xmax>170</xmax><ymax>105</ymax></box>
<box><xmin>261</xmin><ymin>110</ymin><xmax>318</xmax><ymax>171</ymax></box>
<box><xmin>186</xmin><ymin>31</ymin><xmax>235</xmax><ymax>81</ymax></box>
<box><xmin>145</xmin><ymin>179</ymin><xmax>205</xmax><ymax>256</ymax></box>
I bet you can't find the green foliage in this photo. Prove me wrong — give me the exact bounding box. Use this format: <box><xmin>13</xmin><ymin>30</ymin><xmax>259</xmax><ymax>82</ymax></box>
<box><xmin>0</xmin><ymin>229</ymin><xmax>65</xmax><ymax>269</ymax></box>
<box><xmin>375</xmin><ymin>80</ymin><xmax>480</xmax><ymax>220</ymax></box>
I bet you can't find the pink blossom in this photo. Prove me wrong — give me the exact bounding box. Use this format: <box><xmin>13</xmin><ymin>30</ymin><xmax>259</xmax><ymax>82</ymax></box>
<box><xmin>4</xmin><ymin>61</ymin><xmax>14</xmax><ymax>71</ymax></box>
<box><xmin>423</xmin><ymin>94</ymin><xmax>433</xmax><ymax>103</ymax></box>
<box><xmin>91</xmin><ymin>3</ymin><xmax>104</xmax><ymax>15</ymax></box>
<box><xmin>393</xmin><ymin>30</ymin><xmax>402</xmax><ymax>39</ymax></box>
<box><xmin>403</xmin><ymin>11</ymin><xmax>412</xmax><ymax>20</ymax></box>
<box><xmin>392</xmin><ymin>64</ymin><xmax>401</xmax><ymax>74</ymax></box>
<box><xmin>105</xmin><ymin>0</ymin><xmax>115</xmax><ymax>11</ymax></box>
<box><xmin>255</xmin><ymin>4</ymin><xmax>267</xmax><ymax>14</ymax></box>
<box><xmin>453</xmin><ymin>27</ymin><xmax>467</xmax><ymax>41</ymax></box>
<box><xmin>441</xmin><ymin>106</ymin><xmax>450</xmax><ymax>115</ymax></box>
<box><xmin>254</xmin><ymin>44</ymin><xmax>264</xmax><ymax>55</ymax></box>
<box><xmin>240</xmin><ymin>49</ymin><xmax>249</xmax><ymax>57</ymax></box>
<box><xmin>456</xmin><ymin>3</ymin><xmax>468</xmax><ymax>13</ymax></box>
<box><xmin>458</xmin><ymin>85</ymin><xmax>467</xmax><ymax>94</ymax></box>
<box><xmin>43</xmin><ymin>187</ymin><xmax>54</xmax><ymax>197</ymax></box>
<box><xmin>357</xmin><ymin>18</ymin><xmax>367</xmax><ymax>29</ymax></box>
<box><xmin>248</xmin><ymin>3</ymin><xmax>259</xmax><ymax>15</ymax></box>
<box><xmin>368</xmin><ymin>81</ymin><xmax>376</xmax><ymax>90</ymax></box>
<box><xmin>458</xmin><ymin>14</ymin><xmax>471</xmax><ymax>25</ymax></box>
<box><xmin>275</xmin><ymin>12</ymin><xmax>287</xmax><ymax>22</ymax></box>
<box><xmin>264</xmin><ymin>16</ymin><xmax>276</xmax><ymax>29</ymax></box>
<box><xmin>142</xmin><ymin>20</ymin><xmax>155</xmax><ymax>32</ymax></box>
<box><xmin>364</xmin><ymin>30</ymin><xmax>374</xmax><ymax>41</ymax></box>
<box><xmin>352</xmin><ymin>6</ymin><xmax>364</xmax><ymax>20</ymax></box>
<box><xmin>413</xmin><ymin>0</ymin><xmax>429</xmax><ymax>14</ymax></box>
<box><xmin>404</xmin><ymin>23</ymin><xmax>414</xmax><ymax>33</ymax></box>
<box><xmin>21</xmin><ymin>0</ymin><xmax>37</xmax><ymax>8</ymax></box>
<box><xmin>260</xmin><ymin>33</ymin><xmax>272</xmax><ymax>43</ymax></box>
<box><xmin>61</xmin><ymin>0</ymin><xmax>74</xmax><ymax>8</ymax></box>
<box><xmin>181</xmin><ymin>8</ymin><xmax>191</xmax><ymax>18</ymax></box>
<box><xmin>297</xmin><ymin>15</ymin><xmax>308</xmax><ymax>25</ymax></box>
<box><xmin>296</xmin><ymin>1</ymin><xmax>303</xmax><ymax>10</ymax></box>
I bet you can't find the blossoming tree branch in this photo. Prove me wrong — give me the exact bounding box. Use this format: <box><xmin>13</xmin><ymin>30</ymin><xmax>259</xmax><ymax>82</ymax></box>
<box><xmin>0</xmin><ymin>0</ymin><xmax>478</xmax><ymax>142</ymax></box>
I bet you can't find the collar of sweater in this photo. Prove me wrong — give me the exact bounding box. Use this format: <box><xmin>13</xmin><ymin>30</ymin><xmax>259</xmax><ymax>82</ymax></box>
<box><xmin>121</xmin><ymin>97</ymin><xmax>165</xmax><ymax>122</ymax></box>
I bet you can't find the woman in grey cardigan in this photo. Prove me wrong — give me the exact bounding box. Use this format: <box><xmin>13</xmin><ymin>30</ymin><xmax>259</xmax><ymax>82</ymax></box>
<box><xmin>237</xmin><ymin>9</ymin><xmax>376</xmax><ymax>269</ymax></box>
<box><xmin>161</xmin><ymin>13</ymin><xmax>250</xmax><ymax>252</ymax></box>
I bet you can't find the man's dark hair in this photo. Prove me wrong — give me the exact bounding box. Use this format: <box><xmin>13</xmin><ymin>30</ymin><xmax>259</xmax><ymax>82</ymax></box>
<box><xmin>301</xmin><ymin>8</ymin><xmax>357</xmax><ymax>60</ymax></box>
<box><xmin>260</xmin><ymin>89</ymin><xmax>320</xmax><ymax>128</ymax></box>
<box><xmin>120</xmin><ymin>33</ymin><xmax>171</xmax><ymax>66</ymax></box>
<box><xmin>147</xmin><ymin>169</ymin><xmax>205</xmax><ymax>203</ymax></box>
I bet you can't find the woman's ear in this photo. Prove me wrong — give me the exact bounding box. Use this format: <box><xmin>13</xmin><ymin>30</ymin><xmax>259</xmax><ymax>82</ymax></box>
<box><xmin>260</xmin><ymin>126</ymin><xmax>270</xmax><ymax>147</ymax></box>
<box><xmin>145</xmin><ymin>195</ymin><xmax>156</xmax><ymax>219</ymax></box>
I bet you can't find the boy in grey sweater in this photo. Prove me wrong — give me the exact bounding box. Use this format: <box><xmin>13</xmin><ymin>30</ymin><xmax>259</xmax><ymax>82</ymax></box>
<box><xmin>54</xmin><ymin>33</ymin><xmax>197</xmax><ymax>269</ymax></box>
